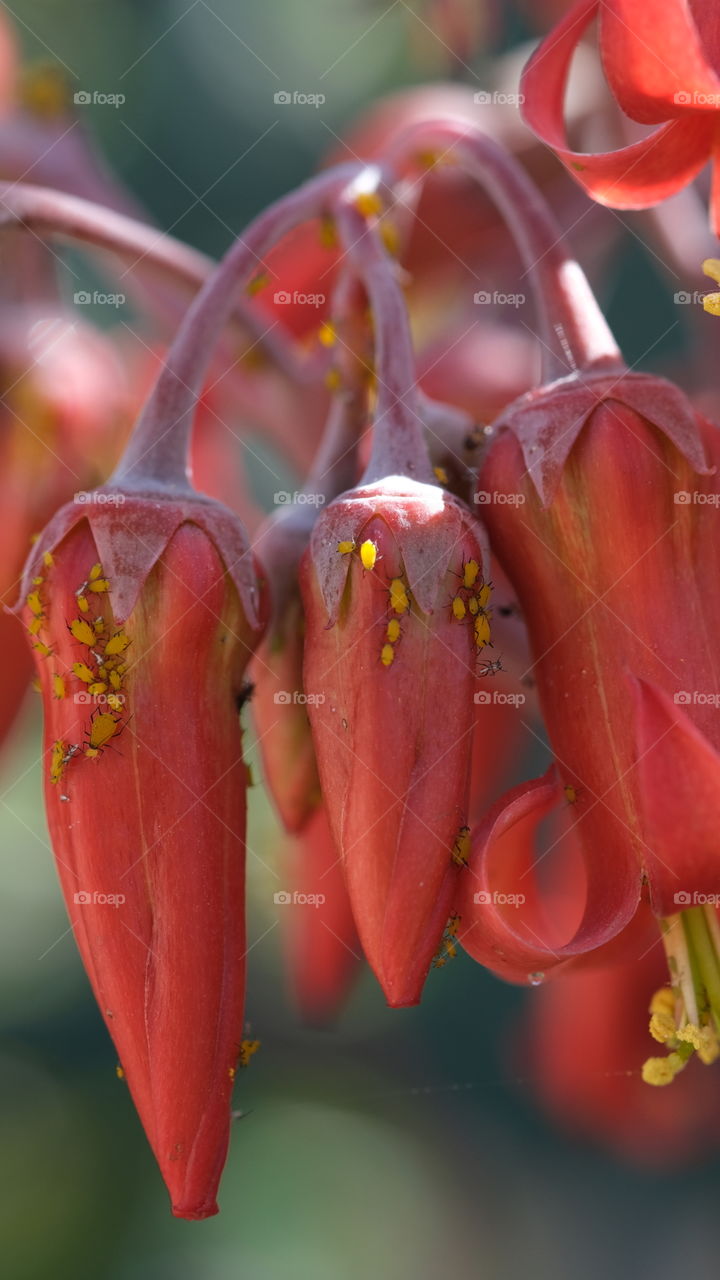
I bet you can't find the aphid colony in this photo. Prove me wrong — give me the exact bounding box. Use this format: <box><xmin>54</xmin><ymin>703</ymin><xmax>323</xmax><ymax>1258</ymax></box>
<box><xmin>336</xmin><ymin>542</ymin><xmax>494</xmax><ymax>669</ymax></box>
<box><xmin>26</xmin><ymin>557</ymin><xmax>131</xmax><ymax>795</ymax></box>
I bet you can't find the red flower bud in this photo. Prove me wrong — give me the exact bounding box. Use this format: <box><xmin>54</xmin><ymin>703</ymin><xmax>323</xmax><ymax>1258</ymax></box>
<box><xmin>17</xmin><ymin>486</ymin><xmax>266</xmax><ymax>1217</ymax></box>
<box><xmin>301</xmin><ymin>475</ymin><xmax>489</xmax><ymax>1005</ymax></box>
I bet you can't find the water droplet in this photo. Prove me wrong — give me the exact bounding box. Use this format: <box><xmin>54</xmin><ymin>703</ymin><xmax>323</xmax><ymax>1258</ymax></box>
<box><xmin>527</xmin><ymin>971</ymin><xmax>545</xmax><ymax>986</ymax></box>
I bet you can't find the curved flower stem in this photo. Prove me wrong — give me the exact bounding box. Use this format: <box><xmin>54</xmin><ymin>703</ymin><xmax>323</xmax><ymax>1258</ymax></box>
<box><xmin>111</xmin><ymin>164</ymin><xmax>362</xmax><ymax>492</ymax></box>
<box><xmin>383</xmin><ymin>118</ymin><xmax>624</xmax><ymax>383</ymax></box>
<box><xmin>0</xmin><ymin>180</ymin><xmax>311</xmax><ymax>382</ymax></box>
<box><xmin>334</xmin><ymin>192</ymin><xmax>434</xmax><ymax>484</ymax></box>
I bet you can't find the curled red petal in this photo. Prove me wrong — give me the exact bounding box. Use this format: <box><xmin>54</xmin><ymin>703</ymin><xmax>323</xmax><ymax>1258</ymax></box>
<box><xmin>600</xmin><ymin>0</ymin><xmax>720</xmax><ymax>124</ymax></box>
<box><xmin>632</xmin><ymin>677</ymin><xmax>720</xmax><ymax>915</ymax></box>
<box><xmin>456</xmin><ymin>771</ymin><xmax>641</xmax><ymax>983</ymax></box>
<box><xmin>521</xmin><ymin>0</ymin><xmax>716</xmax><ymax>209</ymax></box>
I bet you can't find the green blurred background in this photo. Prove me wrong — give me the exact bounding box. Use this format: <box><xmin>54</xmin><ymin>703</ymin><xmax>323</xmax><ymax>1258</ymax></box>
<box><xmin>2</xmin><ymin>2</ymin><xmax>717</xmax><ymax>1277</ymax></box>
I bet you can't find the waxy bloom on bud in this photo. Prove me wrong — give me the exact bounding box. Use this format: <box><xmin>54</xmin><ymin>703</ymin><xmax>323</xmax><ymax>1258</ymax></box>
<box><xmin>301</xmin><ymin>474</ymin><xmax>489</xmax><ymax>1006</ymax></box>
<box><xmin>17</xmin><ymin>484</ymin><xmax>265</xmax><ymax>1218</ymax></box>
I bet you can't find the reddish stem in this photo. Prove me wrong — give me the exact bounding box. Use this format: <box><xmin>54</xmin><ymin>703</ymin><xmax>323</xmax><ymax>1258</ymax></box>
<box><xmin>384</xmin><ymin>118</ymin><xmax>624</xmax><ymax>383</ymax></box>
<box><xmin>334</xmin><ymin>196</ymin><xmax>434</xmax><ymax>484</ymax></box>
<box><xmin>112</xmin><ymin>165</ymin><xmax>362</xmax><ymax>491</ymax></box>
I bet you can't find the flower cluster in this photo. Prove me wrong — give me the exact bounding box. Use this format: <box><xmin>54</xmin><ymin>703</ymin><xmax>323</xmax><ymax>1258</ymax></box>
<box><xmin>4</xmin><ymin>0</ymin><xmax>720</xmax><ymax>1215</ymax></box>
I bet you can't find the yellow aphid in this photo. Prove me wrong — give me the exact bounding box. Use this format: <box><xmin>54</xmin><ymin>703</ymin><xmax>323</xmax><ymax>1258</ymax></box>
<box><xmin>246</xmin><ymin>272</ymin><xmax>268</xmax><ymax>297</ymax></box>
<box><xmin>238</xmin><ymin>1038</ymin><xmax>260</xmax><ymax>1068</ymax></box>
<box><xmin>228</xmin><ymin>1066</ymin><xmax>236</xmax><ymax>1081</ymax></box>
<box><xmin>452</xmin><ymin>826</ymin><xmax>471</xmax><ymax>868</ymax></box>
<box><xmin>468</xmin><ymin>597</ymin><xmax>479</xmax><ymax>616</ymax></box>
<box><xmin>69</xmin><ymin>618</ymin><xmax>96</xmax><ymax>647</ymax></box>
<box><xmin>564</xmin><ymin>784</ymin><xmax>577</xmax><ymax>805</ymax></box>
<box><xmin>77</xmin><ymin>595</ymin><xmax>89</xmax><ymax>613</ymax></box>
<box><xmin>318</xmin><ymin>321</ymin><xmax>336</xmax><ymax>347</ymax></box>
<box><xmin>451</xmin><ymin>596</ymin><xmax>466</xmax><ymax>621</ymax></box>
<box><xmin>319</xmin><ymin>215</ymin><xmax>338</xmax><ymax>248</ymax></box>
<box><xmin>93</xmin><ymin>618</ymin><xmax>105</xmax><ymax>634</ymax></box>
<box><xmin>33</xmin><ymin>641</ymin><xmax>52</xmax><ymax>658</ymax></box>
<box><xmin>52</xmin><ymin>673</ymin><xmax>66</xmax><ymax>700</ymax></box>
<box><xmin>354</xmin><ymin>190</ymin><xmax>383</xmax><ymax>218</ymax></box>
<box><xmin>477</xmin><ymin>582</ymin><xmax>492</xmax><ymax>609</ymax></box>
<box><xmin>27</xmin><ymin>617</ymin><xmax>43</xmax><ymax>636</ymax></box>
<box><xmin>72</xmin><ymin>662</ymin><xmax>96</xmax><ymax>684</ymax></box>
<box><xmin>104</xmin><ymin>630</ymin><xmax>130</xmax><ymax>656</ymax></box>
<box><xmin>116</xmin><ymin>1065</ymin><xmax>125</xmax><ymax>1080</ymax></box>
<box><xmin>360</xmin><ymin>539</ymin><xmax>378</xmax><ymax>571</ymax></box>
<box><xmin>42</xmin><ymin>551</ymin><xmax>54</xmax><ymax>567</ymax></box>
<box><xmin>88</xmin><ymin>578</ymin><xmax>110</xmax><ymax>593</ymax></box>
<box><xmin>474</xmin><ymin>613</ymin><xmax>491</xmax><ymax>649</ymax></box>
<box><xmin>463</xmin><ymin>559</ymin><xmax>480</xmax><ymax>589</ymax></box>
<box><xmin>84</xmin><ymin>712</ymin><xmax>121</xmax><ymax>758</ymax></box>
<box><xmin>107</xmin><ymin>694</ymin><xmax>123</xmax><ymax>712</ymax></box>
<box><xmin>433</xmin><ymin>466</ymin><xmax>449</xmax><ymax>485</ymax></box>
<box><xmin>386</xmin><ymin>619</ymin><xmax>401</xmax><ymax>643</ymax></box>
<box><xmin>27</xmin><ymin>590</ymin><xmax>43</xmax><ymax>617</ymax></box>
<box><xmin>88</xmin><ymin>682</ymin><xmax>107</xmax><ymax>696</ymax></box>
<box><xmin>324</xmin><ymin>368</ymin><xmax>342</xmax><ymax>392</ymax></box>
<box><xmin>446</xmin><ymin>913</ymin><xmax>461</xmax><ymax>938</ymax></box>
<box><xmin>389</xmin><ymin>578</ymin><xmax>409</xmax><ymax>614</ymax></box>
<box><xmin>380</xmin><ymin>643</ymin><xmax>395</xmax><ymax>668</ymax></box>
<box><xmin>109</xmin><ymin>669</ymin><xmax>122</xmax><ymax>690</ymax></box>
<box><xmin>32</xmin><ymin>576</ymin><xmax>44</xmax><ymax>586</ymax></box>
<box><xmin>337</xmin><ymin>540</ymin><xmax>356</xmax><ymax>555</ymax></box>
<box><xmin>49</xmin><ymin>740</ymin><xmax>66</xmax><ymax>784</ymax></box>
<box><xmin>88</xmin><ymin>564</ymin><xmax>102</xmax><ymax>581</ymax></box>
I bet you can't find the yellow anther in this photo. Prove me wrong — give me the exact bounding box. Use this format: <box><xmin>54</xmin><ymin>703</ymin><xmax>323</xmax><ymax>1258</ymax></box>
<box><xmin>360</xmin><ymin>539</ymin><xmax>378</xmax><ymax>571</ymax></box>
<box><xmin>676</xmin><ymin>1022</ymin><xmax>720</xmax><ymax>1064</ymax></box>
<box><xmin>318</xmin><ymin>321</ymin><xmax>336</xmax><ymax>347</ymax></box>
<box><xmin>354</xmin><ymin>191</ymin><xmax>383</xmax><ymax>219</ymax></box>
<box><xmin>463</xmin><ymin>559</ymin><xmax>480</xmax><ymax>589</ymax></box>
<box><xmin>649</xmin><ymin>1012</ymin><xmax>676</xmax><ymax>1044</ymax></box>
<box><xmin>69</xmin><ymin>618</ymin><xmax>96</xmax><ymax>646</ymax></box>
<box><xmin>452</xmin><ymin>596</ymin><xmax>466</xmax><ymax>621</ymax></box>
<box><xmin>641</xmin><ymin>1053</ymin><xmax>686</xmax><ymax>1086</ymax></box>
<box><xmin>702</xmin><ymin>260</ymin><xmax>720</xmax><ymax>314</ymax></box>
<box><xmin>649</xmin><ymin>987</ymin><xmax>676</xmax><ymax>1018</ymax></box>
<box><xmin>337</xmin><ymin>540</ymin><xmax>356</xmax><ymax>555</ymax></box>
<box><xmin>52</xmin><ymin>673</ymin><xmax>66</xmax><ymax>700</ymax></box>
<box><xmin>386</xmin><ymin>619</ymin><xmax>401</xmax><ymax>643</ymax></box>
<box><xmin>389</xmin><ymin>578</ymin><xmax>409</xmax><ymax>614</ymax></box>
<box><xmin>381</xmin><ymin>643</ymin><xmax>395</xmax><ymax>668</ymax></box>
